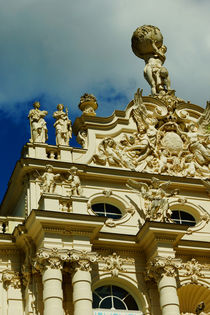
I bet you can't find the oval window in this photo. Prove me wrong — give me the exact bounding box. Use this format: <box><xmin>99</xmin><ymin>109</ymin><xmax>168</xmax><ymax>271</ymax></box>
<box><xmin>171</xmin><ymin>210</ymin><xmax>196</xmax><ymax>226</ymax></box>
<box><xmin>91</xmin><ymin>203</ymin><xmax>122</xmax><ymax>220</ymax></box>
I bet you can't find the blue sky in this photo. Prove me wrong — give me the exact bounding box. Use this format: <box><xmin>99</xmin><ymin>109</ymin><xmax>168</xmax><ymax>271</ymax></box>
<box><xmin>0</xmin><ymin>0</ymin><xmax>210</xmax><ymax>203</ymax></box>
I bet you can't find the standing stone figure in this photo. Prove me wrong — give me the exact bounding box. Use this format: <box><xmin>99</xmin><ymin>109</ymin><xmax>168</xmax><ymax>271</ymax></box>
<box><xmin>28</xmin><ymin>102</ymin><xmax>48</xmax><ymax>143</ymax></box>
<box><xmin>53</xmin><ymin>104</ymin><xmax>72</xmax><ymax>146</ymax></box>
<box><xmin>66</xmin><ymin>167</ymin><xmax>82</xmax><ymax>196</ymax></box>
<box><xmin>132</xmin><ymin>25</ymin><xmax>171</xmax><ymax>95</ymax></box>
<box><xmin>40</xmin><ymin>165</ymin><xmax>60</xmax><ymax>193</ymax></box>
<box><xmin>127</xmin><ymin>177</ymin><xmax>179</xmax><ymax>222</ymax></box>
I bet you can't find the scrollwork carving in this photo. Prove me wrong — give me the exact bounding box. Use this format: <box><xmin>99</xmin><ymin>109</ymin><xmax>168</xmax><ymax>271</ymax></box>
<box><xmin>182</xmin><ymin>258</ymin><xmax>205</xmax><ymax>284</ymax></box>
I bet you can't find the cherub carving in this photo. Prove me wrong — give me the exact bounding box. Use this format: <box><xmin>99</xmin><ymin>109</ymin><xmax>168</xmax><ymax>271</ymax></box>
<box><xmin>127</xmin><ymin>177</ymin><xmax>179</xmax><ymax>222</ymax></box>
<box><xmin>39</xmin><ymin>165</ymin><xmax>60</xmax><ymax>193</ymax></box>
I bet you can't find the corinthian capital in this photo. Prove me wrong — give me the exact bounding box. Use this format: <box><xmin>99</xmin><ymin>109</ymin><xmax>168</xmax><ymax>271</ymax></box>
<box><xmin>33</xmin><ymin>247</ymin><xmax>70</xmax><ymax>272</ymax></box>
<box><xmin>146</xmin><ymin>256</ymin><xmax>182</xmax><ymax>281</ymax></box>
<box><xmin>2</xmin><ymin>270</ymin><xmax>21</xmax><ymax>289</ymax></box>
<box><xmin>70</xmin><ymin>249</ymin><xmax>98</xmax><ymax>272</ymax></box>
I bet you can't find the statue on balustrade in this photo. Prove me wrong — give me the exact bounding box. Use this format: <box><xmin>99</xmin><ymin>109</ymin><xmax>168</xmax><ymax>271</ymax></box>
<box><xmin>28</xmin><ymin>101</ymin><xmax>48</xmax><ymax>143</ymax></box>
<box><xmin>53</xmin><ymin>104</ymin><xmax>72</xmax><ymax>146</ymax></box>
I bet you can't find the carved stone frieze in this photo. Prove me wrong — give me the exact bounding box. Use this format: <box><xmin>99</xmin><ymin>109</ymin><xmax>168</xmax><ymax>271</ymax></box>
<box><xmin>101</xmin><ymin>252</ymin><xmax>134</xmax><ymax>277</ymax></box>
<box><xmin>146</xmin><ymin>256</ymin><xmax>182</xmax><ymax>281</ymax></box>
<box><xmin>2</xmin><ymin>270</ymin><xmax>22</xmax><ymax>289</ymax></box>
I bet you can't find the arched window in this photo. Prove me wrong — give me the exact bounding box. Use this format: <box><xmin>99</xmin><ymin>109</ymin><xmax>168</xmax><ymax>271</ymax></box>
<box><xmin>93</xmin><ymin>285</ymin><xmax>140</xmax><ymax>312</ymax></box>
<box><xmin>171</xmin><ymin>210</ymin><xmax>196</xmax><ymax>226</ymax></box>
<box><xmin>92</xmin><ymin>203</ymin><xmax>122</xmax><ymax>220</ymax></box>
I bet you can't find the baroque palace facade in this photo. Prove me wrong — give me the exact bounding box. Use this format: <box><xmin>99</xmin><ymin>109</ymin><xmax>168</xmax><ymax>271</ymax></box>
<box><xmin>0</xmin><ymin>25</ymin><xmax>210</xmax><ymax>315</ymax></box>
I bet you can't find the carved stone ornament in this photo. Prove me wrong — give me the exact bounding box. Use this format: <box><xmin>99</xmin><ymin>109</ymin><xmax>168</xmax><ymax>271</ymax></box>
<box><xmin>69</xmin><ymin>249</ymin><xmax>98</xmax><ymax>272</ymax></box>
<box><xmin>2</xmin><ymin>270</ymin><xmax>22</xmax><ymax>289</ymax></box>
<box><xmin>28</xmin><ymin>101</ymin><xmax>48</xmax><ymax>143</ymax></box>
<box><xmin>33</xmin><ymin>248</ymin><xmax>98</xmax><ymax>273</ymax></box>
<box><xmin>39</xmin><ymin>165</ymin><xmax>61</xmax><ymax>194</ymax></box>
<box><xmin>182</xmin><ymin>258</ymin><xmax>205</xmax><ymax>284</ymax></box>
<box><xmin>101</xmin><ymin>252</ymin><xmax>134</xmax><ymax>277</ymax></box>
<box><xmin>65</xmin><ymin>166</ymin><xmax>82</xmax><ymax>196</ymax></box>
<box><xmin>145</xmin><ymin>256</ymin><xmax>182</xmax><ymax>281</ymax></box>
<box><xmin>53</xmin><ymin>104</ymin><xmax>72</xmax><ymax>146</ymax></box>
<box><xmin>79</xmin><ymin>93</ymin><xmax>98</xmax><ymax>116</ymax></box>
<box><xmin>127</xmin><ymin>177</ymin><xmax>179</xmax><ymax>223</ymax></box>
<box><xmin>21</xmin><ymin>264</ymin><xmax>31</xmax><ymax>287</ymax></box>
<box><xmin>132</xmin><ymin>25</ymin><xmax>172</xmax><ymax>96</ymax></box>
<box><xmin>92</xmin><ymin>88</ymin><xmax>210</xmax><ymax>180</ymax></box>
<box><xmin>33</xmin><ymin>247</ymin><xmax>70</xmax><ymax>272</ymax></box>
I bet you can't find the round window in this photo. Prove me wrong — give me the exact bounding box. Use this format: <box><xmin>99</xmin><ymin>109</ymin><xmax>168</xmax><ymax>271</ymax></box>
<box><xmin>91</xmin><ymin>203</ymin><xmax>122</xmax><ymax>220</ymax></box>
<box><xmin>93</xmin><ymin>285</ymin><xmax>139</xmax><ymax>311</ymax></box>
<box><xmin>171</xmin><ymin>210</ymin><xmax>196</xmax><ymax>226</ymax></box>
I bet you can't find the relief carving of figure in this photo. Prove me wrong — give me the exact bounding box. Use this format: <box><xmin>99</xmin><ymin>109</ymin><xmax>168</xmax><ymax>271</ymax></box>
<box><xmin>127</xmin><ymin>177</ymin><xmax>179</xmax><ymax>222</ymax></box>
<box><xmin>65</xmin><ymin>167</ymin><xmax>82</xmax><ymax>196</ymax></box>
<box><xmin>28</xmin><ymin>101</ymin><xmax>48</xmax><ymax>143</ymax></box>
<box><xmin>93</xmin><ymin>137</ymin><xmax>135</xmax><ymax>169</ymax></box>
<box><xmin>39</xmin><ymin>165</ymin><xmax>60</xmax><ymax>193</ymax></box>
<box><xmin>180</xmin><ymin>123</ymin><xmax>210</xmax><ymax>166</ymax></box>
<box><xmin>53</xmin><ymin>104</ymin><xmax>72</xmax><ymax>146</ymax></box>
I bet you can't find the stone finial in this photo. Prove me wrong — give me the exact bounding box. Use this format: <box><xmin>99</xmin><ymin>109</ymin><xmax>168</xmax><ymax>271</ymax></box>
<box><xmin>78</xmin><ymin>93</ymin><xmax>98</xmax><ymax>116</ymax></box>
<box><xmin>131</xmin><ymin>25</ymin><xmax>172</xmax><ymax>96</ymax></box>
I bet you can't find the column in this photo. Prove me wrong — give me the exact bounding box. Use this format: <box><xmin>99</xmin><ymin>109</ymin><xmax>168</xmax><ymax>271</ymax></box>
<box><xmin>42</xmin><ymin>265</ymin><xmax>63</xmax><ymax>315</ymax></box>
<box><xmin>33</xmin><ymin>248</ymin><xmax>69</xmax><ymax>315</ymax></box>
<box><xmin>70</xmin><ymin>250</ymin><xmax>97</xmax><ymax>315</ymax></box>
<box><xmin>146</xmin><ymin>256</ymin><xmax>181</xmax><ymax>315</ymax></box>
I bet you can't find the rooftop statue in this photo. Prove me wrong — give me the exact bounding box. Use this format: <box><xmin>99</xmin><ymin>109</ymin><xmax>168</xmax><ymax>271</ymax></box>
<box><xmin>53</xmin><ymin>104</ymin><xmax>72</xmax><ymax>146</ymax></box>
<box><xmin>28</xmin><ymin>101</ymin><xmax>48</xmax><ymax>143</ymax></box>
<box><xmin>132</xmin><ymin>25</ymin><xmax>172</xmax><ymax>95</ymax></box>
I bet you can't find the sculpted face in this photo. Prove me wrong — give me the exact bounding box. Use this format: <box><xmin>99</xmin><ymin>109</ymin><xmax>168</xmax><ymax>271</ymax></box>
<box><xmin>33</xmin><ymin>102</ymin><xmax>40</xmax><ymax>109</ymax></box>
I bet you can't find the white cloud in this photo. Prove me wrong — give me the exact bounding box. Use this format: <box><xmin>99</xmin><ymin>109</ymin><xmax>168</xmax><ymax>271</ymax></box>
<box><xmin>0</xmin><ymin>0</ymin><xmax>210</xmax><ymax>118</ymax></box>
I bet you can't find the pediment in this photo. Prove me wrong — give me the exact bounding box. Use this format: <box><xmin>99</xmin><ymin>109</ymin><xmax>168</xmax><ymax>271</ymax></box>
<box><xmin>73</xmin><ymin>90</ymin><xmax>210</xmax><ymax>179</ymax></box>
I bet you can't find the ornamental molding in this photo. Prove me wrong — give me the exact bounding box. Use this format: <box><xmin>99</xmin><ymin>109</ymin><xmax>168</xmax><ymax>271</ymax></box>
<box><xmin>2</xmin><ymin>270</ymin><xmax>21</xmax><ymax>289</ymax></box>
<box><xmin>100</xmin><ymin>252</ymin><xmax>135</xmax><ymax>277</ymax></box>
<box><xmin>145</xmin><ymin>256</ymin><xmax>182</xmax><ymax>281</ymax></box>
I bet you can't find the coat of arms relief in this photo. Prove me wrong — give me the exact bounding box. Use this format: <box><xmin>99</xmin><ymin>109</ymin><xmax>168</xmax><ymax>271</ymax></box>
<box><xmin>92</xmin><ymin>88</ymin><xmax>210</xmax><ymax>179</ymax></box>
